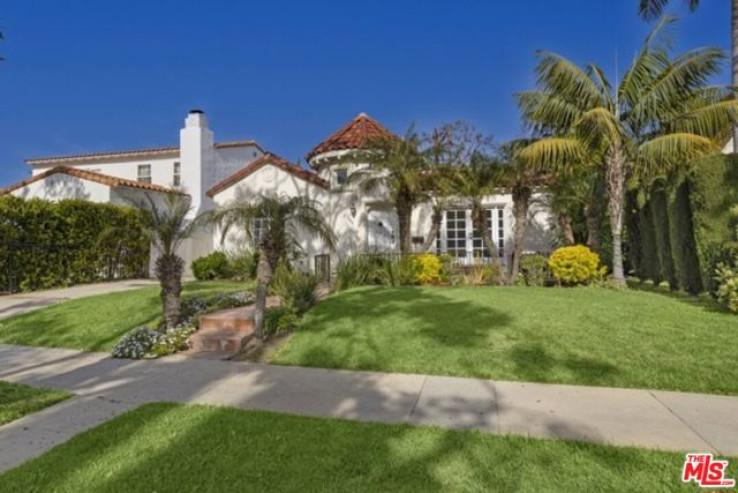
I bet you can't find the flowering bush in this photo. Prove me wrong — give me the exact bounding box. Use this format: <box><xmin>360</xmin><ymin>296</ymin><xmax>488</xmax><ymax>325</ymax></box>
<box><xmin>112</xmin><ymin>325</ymin><xmax>196</xmax><ymax>359</ymax></box>
<box><xmin>413</xmin><ymin>254</ymin><xmax>443</xmax><ymax>285</ymax></box>
<box><xmin>548</xmin><ymin>245</ymin><xmax>606</xmax><ymax>286</ymax></box>
<box><xmin>715</xmin><ymin>262</ymin><xmax>738</xmax><ymax>313</ymax></box>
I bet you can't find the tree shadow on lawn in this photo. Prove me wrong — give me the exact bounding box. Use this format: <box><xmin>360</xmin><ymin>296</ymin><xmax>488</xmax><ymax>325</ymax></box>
<box><xmin>303</xmin><ymin>286</ymin><xmax>513</xmax><ymax>349</ymax></box>
<box><xmin>510</xmin><ymin>343</ymin><xmax>620</xmax><ymax>386</ymax></box>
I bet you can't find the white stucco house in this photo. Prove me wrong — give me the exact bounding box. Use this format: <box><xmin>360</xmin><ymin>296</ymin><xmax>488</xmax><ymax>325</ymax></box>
<box><xmin>2</xmin><ymin>110</ymin><xmax>554</xmax><ymax>276</ymax></box>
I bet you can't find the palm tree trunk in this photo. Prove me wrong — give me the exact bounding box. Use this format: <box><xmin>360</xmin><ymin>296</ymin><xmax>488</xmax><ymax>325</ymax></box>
<box><xmin>585</xmin><ymin>176</ymin><xmax>605</xmax><ymax>253</ymax></box>
<box><xmin>396</xmin><ymin>199</ymin><xmax>413</xmax><ymax>255</ymax></box>
<box><xmin>422</xmin><ymin>208</ymin><xmax>442</xmax><ymax>253</ymax></box>
<box><xmin>607</xmin><ymin>148</ymin><xmax>627</xmax><ymax>287</ymax></box>
<box><xmin>472</xmin><ymin>205</ymin><xmax>501</xmax><ymax>272</ymax></box>
<box><xmin>252</xmin><ymin>248</ymin><xmax>273</xmax><ymax>340</ymax></box>
<box><xmin>557</xmin><ymin>213</ymin><xmax>575</xmax><ymax>245</ymax></box>
<box><xmin>156</xmin><ymin>254</ymin><xmax>184</xmax><ymax>330</ymax></box>
<box><xmin>508</xmin><ymin>187</ymin><xmax>532</xmax><ymax>282</ymax></box>
<box><xmin>733</xmin><ymin>0</ymin><xmax>738</xmax><ymax>153</ymax></box>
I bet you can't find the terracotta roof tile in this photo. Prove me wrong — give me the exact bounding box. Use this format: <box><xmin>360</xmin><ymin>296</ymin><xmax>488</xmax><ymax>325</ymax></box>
<box><xmin>25</xmin><ymin>140</ymin><xmax>262</xmax><ymax>166</ymax></box>
<box><xmin>305</xmin><ymin>113</ymin><xmax>392</xmax><ymax>162</ymax></box>
<box><xmin>207</xmin><ymin>152</ymin><xmax>329</xmax><ymax>198</ymax></box>
<box><xmin>1</xmin><ymin>166</ymin><xmax>186</xmax><ymax>196</ymax></box>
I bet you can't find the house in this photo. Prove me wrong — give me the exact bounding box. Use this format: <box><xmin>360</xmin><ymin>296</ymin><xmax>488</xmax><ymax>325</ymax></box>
<box><xmin>2</xmin><ymin>110</ymin><xmax>554</xmax><ymax>275</ymax></box>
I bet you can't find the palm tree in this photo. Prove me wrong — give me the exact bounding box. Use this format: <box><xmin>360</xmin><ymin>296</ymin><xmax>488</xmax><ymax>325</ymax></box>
<box><xmin>451</xmin><ymin>154</ymin><xmax>503</xmax><ymax>265</ymax></box>
<box><xmin>137</xmin><ymin>193</ymin><xmax>198</xmax><ymax>329</ymax></box>
<box><xmin>420</xmin><ymin>122</ymin><xmax>491</xmax><ymax>252</ymax></box>
<box><xmin>639</xmin><ymin>0</ymin><xmax>738</xmax><ymax>152</ymax></box>
<box><xmin>497</xmin><ymin>139</ymin><xmax>550</xmax><ymax>281</ymax></box>
<box><xmin>517</xmin><ymin>18</ymin><xmax>736</xmax><ymax>286</ymax></box>
<box><xmin>349</xmin><ymin>128</ymin><xmax>428</xmax><ymax>254</ymax></box>
<box><xmin>210</xmin><ymin>195</ymin><xmax>335</xmax><ymax>339</ymax></box>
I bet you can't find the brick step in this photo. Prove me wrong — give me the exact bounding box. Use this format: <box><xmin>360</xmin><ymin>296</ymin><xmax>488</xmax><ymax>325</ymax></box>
<box><xmin>190</xmin><ymin>331</ymin><xmax>253</xmax><ymax>353</ymax></box>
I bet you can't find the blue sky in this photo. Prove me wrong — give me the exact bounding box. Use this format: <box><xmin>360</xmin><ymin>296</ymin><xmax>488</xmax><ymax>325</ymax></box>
<box><xmin>0</xmin><ymin>0</ymin><xmax>730</xmax><ymax>187</ymax></box>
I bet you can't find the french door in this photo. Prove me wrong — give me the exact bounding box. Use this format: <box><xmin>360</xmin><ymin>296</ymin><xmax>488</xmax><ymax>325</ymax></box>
<box><xmin>439</xmin><ymin>208</ymin><xmax>505</xmax><ymax>261</ymax></box>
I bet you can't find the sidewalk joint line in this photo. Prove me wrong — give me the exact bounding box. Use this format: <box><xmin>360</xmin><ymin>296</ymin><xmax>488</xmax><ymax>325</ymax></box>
<box><xmin>647</xmin><ymin>390</ymin><xmax>721</xmax><ymax>454</ymax></box>
<box><xmin>407</xmin><ymin>375</ymin><xmax>427</xmax><ymax>420</ymax></box>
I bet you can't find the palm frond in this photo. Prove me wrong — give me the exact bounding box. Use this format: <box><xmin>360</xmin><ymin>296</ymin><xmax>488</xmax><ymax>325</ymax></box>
<box><xmin>534</xmin><ymin>51</ymin><xmax>605</xmax><ymax>109</ymax></box>
<box><xmin>518</xmin><ymin>138</ymin><xmax>588</xmax><ymax>175</ymax></box>
<box><xmin>637</xmin><ymin>132</ymin><xmax>717</xmax><ymax>177</ymax></box>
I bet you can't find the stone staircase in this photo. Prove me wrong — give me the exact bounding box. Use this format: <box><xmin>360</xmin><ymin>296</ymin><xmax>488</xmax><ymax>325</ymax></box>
<box><xmin>189</xmin><ymin>296</ymin><xmax>281</xmax><ymax>353</ymax></box>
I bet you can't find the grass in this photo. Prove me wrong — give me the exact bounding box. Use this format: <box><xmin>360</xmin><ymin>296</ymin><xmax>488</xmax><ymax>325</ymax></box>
<box><xmin>0</xmin><ymin>402</ymin><xmax>714</xmax><ymax>492</ymax></box>
<box><xmin>0</xmin><ymin>381</ymin><xmax>71</xmax><ymax>426</ymax></box>
<box><xmin>0</xmin><ymin>281</ymin><xmax>245</xmax><ymax>352</ymax></box>
<box><xmin>273</xmin><ymin>285</ymin><xmax>738</xmax><ymax>395</ymax></box>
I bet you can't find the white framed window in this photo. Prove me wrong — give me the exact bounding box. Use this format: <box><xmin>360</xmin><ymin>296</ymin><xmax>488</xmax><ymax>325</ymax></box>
<box><xmin>173</xmin><ymin>162</ymin><xmax>181</xmax><ymax>187</ymax></box>
<box><xmin>335</xmin><ymin>168</ymin><xmax>348</xmax><ymax>186</ymax></box>
<box><xmin>137</xmin><ymin>164</ymin><xmax>152</xmax><ymax>184</ymax></box>
<box><xmin>251</xmin><ymin>218</ymin><xmax>268</xmax><ymax>246</ymax></box>
<box><xmin>445</xmin><ymin>209</ymin><xmax>467</xmax><ymax>258</ymax></box>
<box><xmin>471</xmin><ymin>208</ymin><xmax>505</xmax><ymax>258</ymax></box>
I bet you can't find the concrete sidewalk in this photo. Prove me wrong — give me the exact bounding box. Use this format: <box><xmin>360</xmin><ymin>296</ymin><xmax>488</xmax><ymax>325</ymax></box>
<box><xmin>1</xmin><ymin>344</ymin><xmax>736</xmax><ymax>473</ymax></box>
<box><xmin>0</xmin><ymin>280</ymin><xmax>157</xmax><ymax>320</ymax></box>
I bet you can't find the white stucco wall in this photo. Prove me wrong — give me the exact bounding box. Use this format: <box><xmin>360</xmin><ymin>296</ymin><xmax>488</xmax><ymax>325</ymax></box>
<box><xmin>212</xmin><ymin>162</ymin><xmax>331</xmax><ymax>273</ymax></box>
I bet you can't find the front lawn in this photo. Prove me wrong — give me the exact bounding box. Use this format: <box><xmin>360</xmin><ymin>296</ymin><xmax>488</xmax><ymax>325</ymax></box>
<box><xmin>273</xmin><ymin>286</ymin><xmax>738</xmax><ymax>395</ymax></box>
<box><xmin>0</xmin><ymin>381</ymin><xmax>71</xmax><ymax>426</ymax></box>
<box><xmin>0</xmin><ymin>402</ymin><xmax>710</xmax><ymax>492</ymax></box>
<box><xmin>0</xmin><ymin>281</ymin><xmax>245</xmax><ymax>352</ymax></box>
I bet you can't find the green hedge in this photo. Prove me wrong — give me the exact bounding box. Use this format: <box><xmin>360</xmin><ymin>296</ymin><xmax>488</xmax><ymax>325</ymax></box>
<box><xmin>650</xmin><ymin>180</ymin><xmax>679</xmax><ymax>290</ymax></box>
<box><xmin>628</xmin><ymin>154</ymin><xmax>738</xmax><ymax>294</ymax></box>
<box><xmin>0</xmin><ymin>196</ymin><xmax>149</xmax><ymax>292</ymax></box>
<box><xmin>666</xmin><ymin>171</ymin><xmax>703</xmax><ymax>294</ymax></box>
<box><xmin>688</xmin><ymin>154</ymin><xmax>738</xmax><ymax>293</ymax></box>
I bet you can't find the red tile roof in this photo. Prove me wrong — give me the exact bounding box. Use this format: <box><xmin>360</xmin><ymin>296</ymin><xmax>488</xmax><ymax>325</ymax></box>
<box><xmin>206</xmin><ymin>152</ymin><xmax>329</xmax><ymax>197</ymax></box>
<box><xmin>25</xmin><ymin>140</ymin><xmax>262</xmax><ymax>166</ymax></box>
<box><xmin>1</xmin><ymin>166</ymin><xmax>186</xmax><ymax>196</ymax></box>
<box><xmin>305</xmin><ymin>113</ymin><xmax>392</xmax><ymax>162</ymax></box>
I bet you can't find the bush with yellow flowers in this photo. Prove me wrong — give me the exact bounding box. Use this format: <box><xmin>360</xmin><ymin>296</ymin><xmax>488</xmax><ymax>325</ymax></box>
<box><xmin>548</xmin><ymin>245</ymin><xmax>606</xmax><ymax>285</ymax></box>
<box><xmin>413</xmin><ymin>254</ymin><xmax>443</xmax><ymax>285</ymax></box>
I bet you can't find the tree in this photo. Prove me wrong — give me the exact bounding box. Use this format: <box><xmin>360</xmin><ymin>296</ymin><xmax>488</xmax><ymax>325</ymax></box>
<box><xmin>137</xmin><ymin>193</ymin><xmax>198</xmax><ymax>330</ymax></box>
<box><xmin>517</xmin><ymin>18</ymin><xmax>736</xmax><ymax>286</ymax></box>
<box><xmin>420</xmin><ymin>122</ymin><xmax>493</xmax><ymax>252</ymax></box>
<box><xmin>210</xmin><ymin>195</ymin><xmax>335</xmax><ymax>340</ymax></box>
<box><xmin>497</xmin><ymin>139</ymin><xmax>550</xmax><ymax>281</ymax></box>
<box><xmin>451</xmin><ymin>154</ymin><xmax>504</xmax><ymax>266</ymax></box>
<box><xmin>639</xmin><ymin>0</ymin><xmax>738</xmax><ymax>153</ymax></box>
<box><xmin>349</xmin><ymin>128</ymin><xmax>427</xmax><ymax>254</ymax></box>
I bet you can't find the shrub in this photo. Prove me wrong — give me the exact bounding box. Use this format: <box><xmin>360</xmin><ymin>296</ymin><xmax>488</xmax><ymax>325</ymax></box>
<box><xmin>715</xmin><ymin>261</ymin><xmax>738</xmax><ymax>313</ymax></box>
<box><xmin>548</xmin><ymin>245</ymin><xmax>605</xmax><ymax>286</ymax></box>
<box><xmin>520</xmin><ymin>254</ymin><xmax>549</xmax><ymax>286</ymax></box>
<box><xmin>263</xmin><ymin>306</ymin><xmax>298</xmax><ymax>336</ymax></box>
<box><xmin>335</xmin><ymin>255</ymin><xmax>379</xmax><ymax>291</ymax></box>
<box><xmin>112</xmin><ymin>325</ymin><xmax>196</xmax><ymax>359</ymax></box>
<box><xmin>229</xmin><ymin>248</ymin><xmax>259</xmax><ymax>280</ymax></box>
<box><xmin>413</xmin><ymin>254</ymin><xmax>443</xmax><ymax>285</ymax></box>
<box><xmin>452</xmin><ymin>263</ymin><xmax>504</xmax><ymax>286</ymax></box>
<box><xmin>271</xmin><ymin>263</ymin><xmax>319</xmax><ymax>315</ymax></box>
<box><xmin>191</xmin><ymin>251</ymin><xmax>232</xmax><ymax>281</ymax></box>
<box><xmin>379</xmin><ymin>256</ymin><xmax>419</xmax><ymax>286</ymax></box>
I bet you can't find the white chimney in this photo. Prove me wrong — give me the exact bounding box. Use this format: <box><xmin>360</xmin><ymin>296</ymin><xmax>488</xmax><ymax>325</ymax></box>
<box><xmin>179</xmin><ymin>109</ymin><xmax>215</xmax><ymax>216</ymax></box>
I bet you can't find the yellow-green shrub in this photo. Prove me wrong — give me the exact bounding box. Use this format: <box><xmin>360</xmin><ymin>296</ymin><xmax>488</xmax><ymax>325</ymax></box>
<box><xmin>548</xmin><ymin>245</ymin><xmax>606</xmax><ymax>285</ymax></box>
<box><xmin>413</xmin><ymin>254</ymin><xmax>443</xmax><ymax>285</ymax></box>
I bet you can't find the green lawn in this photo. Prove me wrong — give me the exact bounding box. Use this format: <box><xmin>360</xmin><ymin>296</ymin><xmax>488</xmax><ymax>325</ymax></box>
<box><xmin>0</xmin><ymin>381</ymin><xmax>71</xmax><ymax>426</ymax></box>
<box><xmin>0</xmin><ymin>281</ymin><xmax>245</xmax><ymax>352</ymax></box>
<box><xmin>273</xmin><ymin>286</ymin><xmax>738</xmax><ymax>395</ymax></box>
<box><xmin>0</xmin><ymin>402</ymin><xmax>711</xmax><ymax>492</ymax></box>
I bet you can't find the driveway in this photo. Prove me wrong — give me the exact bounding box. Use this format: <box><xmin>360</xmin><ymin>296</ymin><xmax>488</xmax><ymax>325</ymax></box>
<box><xmin>0</xmin><ymin>280</ymin><xmax>158</xmax><ymax>320</ymax></box>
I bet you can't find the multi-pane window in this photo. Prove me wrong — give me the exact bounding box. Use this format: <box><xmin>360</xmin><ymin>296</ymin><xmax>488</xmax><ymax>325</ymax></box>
<box><xmin>173</xmin><ymin>162</ymin><xmax>181</xmax><ymax>187</ymax></box>
<box><xmin>471</xmin><ymin>208</ymin><xmax>505</xmax><ymax>259</ymax></box>
<box><xmin>445</xmin><ymin>210</ymin><xmax>467</xmax><ymax>258</ymax></box>
<box><xmin>137</xmin><ymin>164</ymin><xmax>151</xmax><ymax>184</ymax></box>
<box><xmin>251</xmin><ymin>218</ymin><xmax>268</xmax><ymax>246</ymax></box>
<box><xmin>496</xmin><ymin>208</ymin><xmax>505</xmax><ymax>258</ymax></box>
